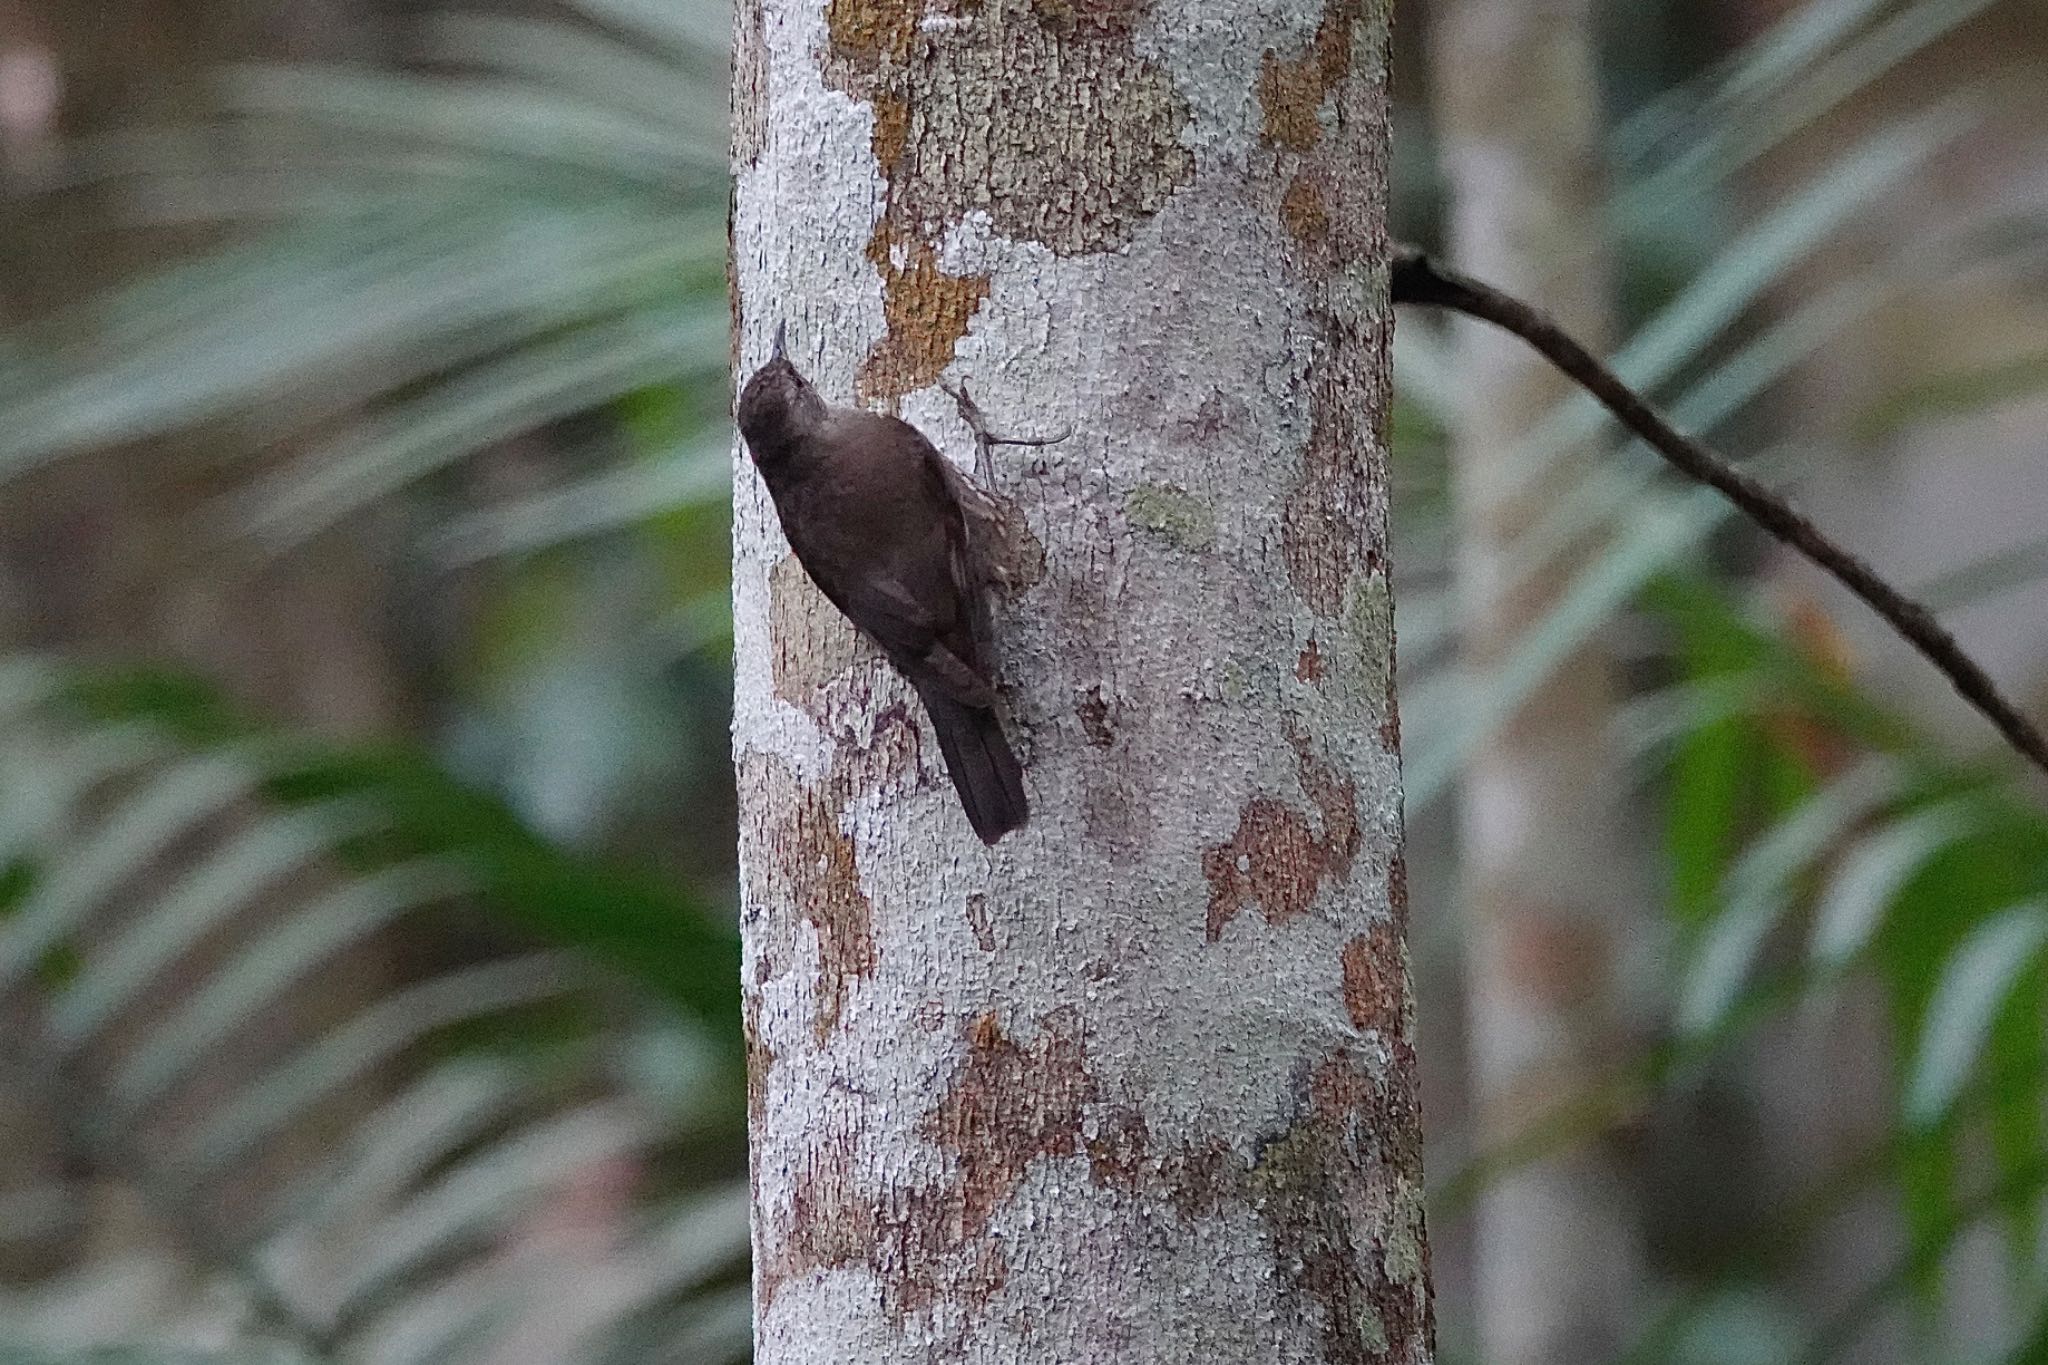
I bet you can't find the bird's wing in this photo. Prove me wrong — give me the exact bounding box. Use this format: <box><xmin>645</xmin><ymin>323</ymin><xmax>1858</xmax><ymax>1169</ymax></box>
<box><xmin>915</xmin><ymin>428</ymin><xmax>1007</xmax><ymax>697</ymax></box>
<box><xmin>784</xmin><ymin>422</ymin><xmax>996</xmax><ymax>707</ymax></box>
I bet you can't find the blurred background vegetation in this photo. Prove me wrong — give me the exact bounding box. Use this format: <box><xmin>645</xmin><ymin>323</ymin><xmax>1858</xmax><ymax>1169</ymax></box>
<box><xmin>0</xmin><ymin>0</ymin><xmax>2042</xmax><ymax>1360</ymax></box>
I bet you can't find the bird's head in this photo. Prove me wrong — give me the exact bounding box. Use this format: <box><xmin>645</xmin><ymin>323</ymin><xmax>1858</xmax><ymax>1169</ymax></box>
<box><xmin>737</xmin><ymin>321</ymin><xmax>826</xmax><ymax>466</ymax></box>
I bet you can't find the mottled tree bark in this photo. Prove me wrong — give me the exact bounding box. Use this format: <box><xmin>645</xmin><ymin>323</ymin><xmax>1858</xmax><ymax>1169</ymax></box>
<box><xmin>730</xmin><ymin>1</ymin><xmax>1430</xmax><ymax>1360</ymax></box>
<box><xmin>1428</xmin><ymin>1</ymin><xmax>1643</xmax><ymax>1362</ymax></box>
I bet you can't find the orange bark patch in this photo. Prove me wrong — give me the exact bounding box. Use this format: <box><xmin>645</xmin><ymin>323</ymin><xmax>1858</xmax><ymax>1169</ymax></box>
<box><xmin>1296</xmin><ymin>637</ymin><xmax>1327</xmax><ymax>683</ymax></box>
<box><xmin>1267</xmin><ymin>0</ymin><xmax>1391</xmax><ymax>620</ymax></box>
<box><xmin>1289</xmin><ymin>727</ymin><xmax>1361</xmax><ymax>870</ymax></box>
<box><xmin>1204</xmin><ymin>798</ymin><xmax>1324</xmax><ymax>939</ymax></box>
<box><xmin>930</xmin><ymin>1011</ymin><xmax>1100</xmax><ymax>1236</ymax></box>
<box><xmin>858</xmin><ymin>230</ymin><xmax>992</xmax><ymax>405</ymax></box>
<box><xmin>1256</xmin><ymin>0</ymin><xmax>1364</xmax><ymax>152</ymax></box>
<box><xmin>1029</xmin><ymin>0</ymin><xmax>1149</xmax><ymax>35</ymax></box>
<box><xmin>1203</xmin><ymin>730</ymin><xmax>1362</xmax><ymax>941</ymax></box>
<box><xmin>767</xmin><ymin>1011</ymin><xmax>1150</xmax><ymax>1324</ymax></box>
<box><xmin>1340</xmin><ymin>921</ymin><xmax>1404</xmax><ymax>1037</ymax></box>
<box><xmin>824</xmin><ymin>0</ymin><xmax>920</xmax><ymax>69</ymax></box>
<box><xmin>870</xmin><ymin>92</ymin><xmax>912</xmax><ymax>170</ymax></box>
<box><xmin>1281</xmin><ymin>378</ymin><xmax>1383</xmax><ymax>618</ymax></box>
<box><xmin>759</xmin><ymin>1152</ymin><xmax>869</xmax><ymax>1313</ymax></box>
<box><xmin>786</xmin><ymin>785</ymin><xmax>876</xmax><ymax>1044</ymax></box>
<box><xmin>1282</xmin><ymin>170</ymin><xmax>1332</xmax><ymax>246</ymax></box>
<box><xmin>966</xmin><ymin>891</ymin><xmax>997</xmax><ymax>952</ymax></box>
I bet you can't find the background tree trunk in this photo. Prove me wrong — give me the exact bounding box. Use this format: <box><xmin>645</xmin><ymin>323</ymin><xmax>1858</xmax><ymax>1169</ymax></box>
<box><xmin>1428</xmin><ymin>1</ymin><xmax>1645</xmax><ymax>1361</ymax></box>
<box><xmin>730</xmin><ymin>1</ymin><xmax>1431</xmax><ymax>1360</ymax></box>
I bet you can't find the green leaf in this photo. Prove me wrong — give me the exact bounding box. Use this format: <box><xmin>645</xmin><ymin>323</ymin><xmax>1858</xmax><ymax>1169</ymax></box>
<box><xmin>0</xmin><ymin>751</ymin><xmax>262</xmax><ymax>995</ymax></box>
<box><xmin>46</xmin><ymin>801</ymin><xmax>384</xmax><ymax>1048</ymax></box>
<box><xmin>1810</xmin><ymin>801</ymin><xmax>1977</xmax><ymax>968</ymax></box>
<box><xmin>1678</xmin><ymin>758</ymin><xmax>1905</xmax><ymax>1036</ymax></box>
<box><xmin>1904</xmin><ymin>902</ymin><xmax>2048</xmax><ymax>1128</ymax></box>
<box><xmin>63</xmin><ymin>666</ymin><xmax>742</xmax><ymax>1039</ymax></box>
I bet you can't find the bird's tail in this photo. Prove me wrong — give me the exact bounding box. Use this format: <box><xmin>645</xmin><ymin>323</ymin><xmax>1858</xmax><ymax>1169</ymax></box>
<box><xmin>913</xmin><ymin>682</ymin><xmax>1027</xmax><ymax>845</ymax></box>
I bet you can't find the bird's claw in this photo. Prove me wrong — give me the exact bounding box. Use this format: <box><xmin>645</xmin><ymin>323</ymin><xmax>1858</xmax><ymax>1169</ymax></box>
<box><xmin>944</xmin><ymin>380</ymin><xmax>1070</xmax><ymax>483</ymax></box>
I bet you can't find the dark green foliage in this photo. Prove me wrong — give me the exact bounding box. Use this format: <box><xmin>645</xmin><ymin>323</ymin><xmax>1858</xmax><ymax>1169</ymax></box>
<box><xmin>63</xmin><ymin>667</ymin><xmax>741</xmax><ymax>1045</ymax></box>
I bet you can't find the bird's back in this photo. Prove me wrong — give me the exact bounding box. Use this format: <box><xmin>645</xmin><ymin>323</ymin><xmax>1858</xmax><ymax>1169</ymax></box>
<box><xmin>770</xmin><ymin>410</ymin><xmax>983</xmax><ymax>683</ymax></box>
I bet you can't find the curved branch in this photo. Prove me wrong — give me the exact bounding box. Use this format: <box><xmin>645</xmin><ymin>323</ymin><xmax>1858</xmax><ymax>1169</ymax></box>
<box><xmin>1391</xmin><ymin>245</ymin><xmax>2048</xmax><ymax>780</ymax></box>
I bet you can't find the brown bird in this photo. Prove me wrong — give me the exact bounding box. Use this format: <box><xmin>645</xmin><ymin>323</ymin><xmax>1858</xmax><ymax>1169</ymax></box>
<box><xmin>736</xmin><ymin>325</ymin><xmax>1028</xmax><ymax>844</ymax></box>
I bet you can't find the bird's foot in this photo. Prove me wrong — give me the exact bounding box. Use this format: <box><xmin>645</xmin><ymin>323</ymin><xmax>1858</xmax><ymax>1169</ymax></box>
<box><xmin>943</xmin><ymin>380</ymin><xmax>1071</xmax><ymax>484</ymax></box>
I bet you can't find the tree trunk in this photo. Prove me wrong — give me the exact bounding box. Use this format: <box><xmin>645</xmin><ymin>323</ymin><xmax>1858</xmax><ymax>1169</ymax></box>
<box><xmin>730</xmin><ymin>1</ymin><xmax>1431</xmax><ymax>1360</ymax></box>
<box><xmin>1428</xmin><ymin>1</ymin><xmax>1644</xmax><ymax>1361</ymax></box>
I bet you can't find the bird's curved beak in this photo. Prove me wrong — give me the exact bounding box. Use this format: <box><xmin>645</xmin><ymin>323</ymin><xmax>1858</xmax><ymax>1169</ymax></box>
<box><xmin>771</xmin><ymin>320</ymin><xmax>788</xmax><ymax>363</ymax></box>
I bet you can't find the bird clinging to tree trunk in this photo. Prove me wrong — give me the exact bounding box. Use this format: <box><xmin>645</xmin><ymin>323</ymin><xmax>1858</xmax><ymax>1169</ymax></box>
<box><xmin>736</xmin><ymin>326</ymin><xmax>1028</xmax><ymax>844</ymax></box>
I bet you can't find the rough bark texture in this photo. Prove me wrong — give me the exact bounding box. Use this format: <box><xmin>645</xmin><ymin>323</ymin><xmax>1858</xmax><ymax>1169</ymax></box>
<box><xmin>1428</xmin><ymin>2</ymin><xmax>1644</xmax><ymax>1362</ymax></box>
<box><xmin>730</xmin><ymin>1</ymin><xmax>1430</xmax><ymax>1360</ymax></box>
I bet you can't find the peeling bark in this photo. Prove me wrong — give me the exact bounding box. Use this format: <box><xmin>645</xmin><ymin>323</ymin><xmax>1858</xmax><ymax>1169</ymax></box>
<box><xmin>732</xmin><ymin>1</ymin><xmax>1428</xmax><ymax>1359</ymax></box>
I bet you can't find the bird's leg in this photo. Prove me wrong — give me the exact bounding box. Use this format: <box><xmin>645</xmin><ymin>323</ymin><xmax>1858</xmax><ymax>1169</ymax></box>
<box><xmin>943</xmin><ymin>380</ymin><xmax>1071</xmax><ymax>485</ymax></box>
<box><xmin>938</xmin><ymin>380</ymin><xmax>1059</xmax><ymax>598</ymax></box>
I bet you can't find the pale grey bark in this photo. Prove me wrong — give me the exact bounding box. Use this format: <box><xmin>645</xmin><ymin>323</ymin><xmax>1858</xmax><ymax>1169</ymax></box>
<box><xmin>1428</xmin><ymin>1</ymin><xmax>1643</xmax><ymax>1361</ymax></box>
<box><xmin>731</xmin><ymin>1</ymin><xmax>1430</xmax><ymax>1360</ymax></box>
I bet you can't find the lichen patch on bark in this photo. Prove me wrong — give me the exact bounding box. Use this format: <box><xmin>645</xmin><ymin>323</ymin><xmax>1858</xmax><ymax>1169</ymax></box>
<box><xmin>1203</xmin><ymin>728</ymin><xmax>1361</xmax><ymax>941</ymax></box>
<box><xmin>1246</xmin><ymin>1048</ymin><xmax>1432</xmax><ymax>1365</ymax></box>
<box><xmin>1125</xmin><ymin>482</ymin><xmax>1218</xmax><ymax>552</ymax></box>
<box><xmin>823</xmin><ymin>0</ymin><xmax>1196</xmax><ymax>401</ymax></box>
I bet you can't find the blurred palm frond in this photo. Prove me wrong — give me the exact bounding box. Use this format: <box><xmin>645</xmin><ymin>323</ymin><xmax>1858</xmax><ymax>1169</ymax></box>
<box><xmin>0</xmin><ymin>654</ymin><xmax>748</xmax><ymax>1363</ymax></box>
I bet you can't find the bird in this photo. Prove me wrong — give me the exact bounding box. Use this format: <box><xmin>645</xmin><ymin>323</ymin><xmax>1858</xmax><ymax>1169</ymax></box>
<box><xmin>735</xmin><ymin>324</ymin><xmax>1028</xmax><ymax>845</ymax></box>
